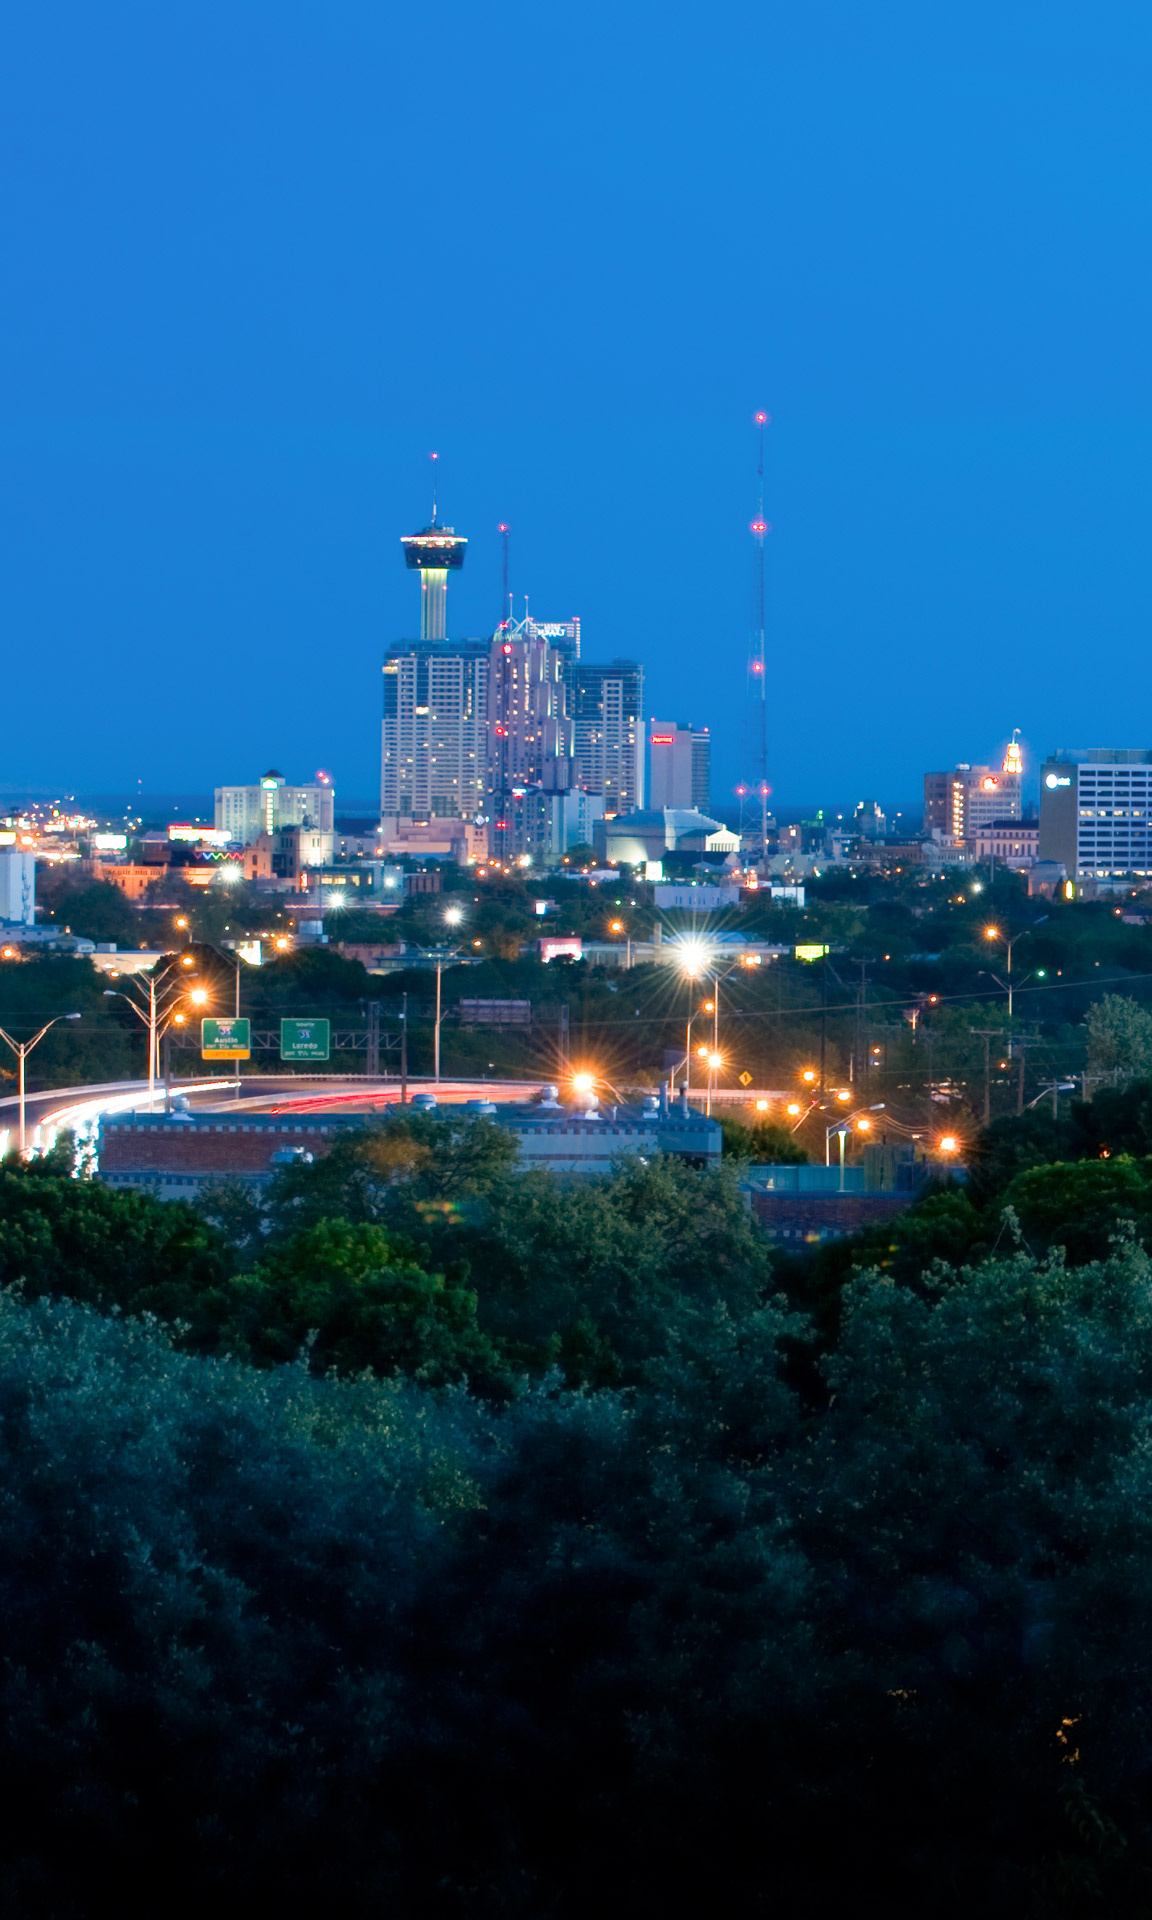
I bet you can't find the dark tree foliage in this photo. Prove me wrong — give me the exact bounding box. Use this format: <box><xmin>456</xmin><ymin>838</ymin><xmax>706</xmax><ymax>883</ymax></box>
<box><xmin>4</xmin><ymin>1242</ymin><xmax>1152</xmax><ymax>1913</ymax></box>
<box><xmin>718</xmin><ymin>1112</ymin><xmax>810</xmax><ymax>1163</ymax></box>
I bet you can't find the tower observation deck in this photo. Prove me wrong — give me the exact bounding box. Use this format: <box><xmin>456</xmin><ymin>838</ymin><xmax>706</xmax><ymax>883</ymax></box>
<box><xmin>400</xmin><ymin>517</ymin><xmax>467</xmax><ymax>640</ymax></box>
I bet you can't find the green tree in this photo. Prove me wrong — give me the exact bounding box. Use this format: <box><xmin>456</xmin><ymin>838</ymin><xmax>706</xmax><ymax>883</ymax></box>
<box><xmin>219</xmin><ymin>1217</ymin><xmax>507</xmax><ymax>1390</ymax></box>
<box><xmin>1001</xmin><ymin>1155</ymin><xmax>1152</xmax><ymax>1263</ymax></box>
<box><xmin>1085</xmin><ymin>992</ymin><xmax>1152</xmax><ymax>1084</ymax></box>
<box><xmin>719</xmin><ymin>1114</ymin><xmax>809</xmax><ymax>1163</ymax></box>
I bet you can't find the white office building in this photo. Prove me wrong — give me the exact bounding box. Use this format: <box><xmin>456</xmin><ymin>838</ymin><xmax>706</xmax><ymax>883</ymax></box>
<box><xmin>0</xmin><ymin>848</ymin><xmax>35</xmax><ymax>926</ymax></box>
<box><xmin>1039</xmin><ymin>748</ymin><xmax>1152</xmax><ymax>880</ymax></box>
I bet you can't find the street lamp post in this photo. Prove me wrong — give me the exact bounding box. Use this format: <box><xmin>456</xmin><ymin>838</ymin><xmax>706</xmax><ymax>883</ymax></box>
<box><xmin>104</xmin><ymin>965</ymin><xmax>207</xmax><ymax>1104</ymax></box>
<box><xmin>427</xmin><ymin>908</ymin><xmax>464</xmax><ymax>1085</ymax></box>
<box><xmin>0</xmin><ymin>1014</ymin><xmax>82</xmax><ymax>1156</ymax></box>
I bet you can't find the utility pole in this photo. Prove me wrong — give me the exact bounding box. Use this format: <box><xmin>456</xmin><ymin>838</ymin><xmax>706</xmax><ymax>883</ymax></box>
<box><xmin>1010</xmin><ymin>1037</ymin><xmax>1041</xmax><ymax>1116</ymax></box>
<box><xmin>399</xmin><ymin>993</ymin><xmax>408</xmax><ymax>1104</ymax></box>
<box><xmin>559</xmin><ymin>1002</ymin><xmax>569</xmax><ymax>1075</ymax></box>
<box><xmin>970</xmin><ymin>1029</ymin><xmax>1002</xmax><ymax>1127</ymax></box>
<box><xmin>819</xmin><ymin>949</ymin><xmax>827</xmax><ymax>1095</ymax></box>
<box><xmin>365</xmin><ymin>1001</ymin><xmax>381</xmax><ymax>1079</ymax></box>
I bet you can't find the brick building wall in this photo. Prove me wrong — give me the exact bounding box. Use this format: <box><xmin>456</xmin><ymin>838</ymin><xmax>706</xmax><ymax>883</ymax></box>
<box><xmin>750</xmin><ymin>1189</ymin><xmax>913</xmax><ymax>1245</ymax></box>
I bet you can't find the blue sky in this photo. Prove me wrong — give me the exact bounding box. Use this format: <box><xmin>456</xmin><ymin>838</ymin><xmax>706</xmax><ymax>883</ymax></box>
<box><xmin>4</xmin><ymin>2</ymin><xmax>1151</xmax><ymax>812</ymax></box>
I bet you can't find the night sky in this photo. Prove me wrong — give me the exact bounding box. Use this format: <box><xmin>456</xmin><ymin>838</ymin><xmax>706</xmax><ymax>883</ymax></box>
<box><xmin>4</xmin><ymin>3</ymin><xmax>1151</xmax><ymax>813</ymax></box>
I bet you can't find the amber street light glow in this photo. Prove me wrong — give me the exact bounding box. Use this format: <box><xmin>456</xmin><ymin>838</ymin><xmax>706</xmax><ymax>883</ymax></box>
<box><xmin>940</xmin><ymin>1135</ymin><xmax>959</xmax><ymax>1153</ymax></box>
<box><xmin>786</xmin><ymin>1102</ymin><xmax>802</xmax><ymax>1116</ymax></box>
<box><xmin>571</xmin><ymin>1072</ymin><xmax>595</xmax><ymax>1094</ymax></box>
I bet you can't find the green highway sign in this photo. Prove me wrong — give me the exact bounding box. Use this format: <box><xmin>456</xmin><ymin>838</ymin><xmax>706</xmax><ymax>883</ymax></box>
<box><xmin>280</xmin><ymin>1018</ymin><xmax>330</xmax><ymax>1063</ymax></box>
<box><xmin>201</xmin><ymin>1016</ymin><xmax>251</xmax><ymax>1060</ymax></box>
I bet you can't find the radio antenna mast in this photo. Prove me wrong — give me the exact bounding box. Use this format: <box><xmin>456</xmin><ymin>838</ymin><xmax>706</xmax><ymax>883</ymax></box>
<box><xmin>750</xmin><ymin>411</ymin><xmax>771</xmax><ymax>861</ymax></box>
<box><xmin>498</xmin><ymin>523</ymin><xmax>510</xmax><ymax>627</ymax></box>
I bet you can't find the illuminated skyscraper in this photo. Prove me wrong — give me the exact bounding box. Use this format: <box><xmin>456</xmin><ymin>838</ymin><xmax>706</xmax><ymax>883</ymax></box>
<box><xmin>571</xmin><ymin>660</ymin><xmax>645</xmax><ymax>815</ymax></box>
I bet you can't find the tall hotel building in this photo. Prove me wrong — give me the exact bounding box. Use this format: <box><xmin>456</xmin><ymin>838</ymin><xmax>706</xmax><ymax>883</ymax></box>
<box><xmin>1039</xmin><ymin>748</ymin><xmax>1152</xmax><ymax>881</ymax></box>
<box><xmin>381</xmin><ymin>513</ymin><xmax>489</xmax><ymax>821</ymax></box>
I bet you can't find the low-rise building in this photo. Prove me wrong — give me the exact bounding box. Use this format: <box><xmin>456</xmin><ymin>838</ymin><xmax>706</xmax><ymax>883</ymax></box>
<box><xmin>973</xmin><ymin>818</ymin><xmax>1039</xmax><ymax>866</ymax></box>
<box><xmin>96</xmin><ymin>1086</ymin><xmax>722</xmax><ymax>1194</ymax></box>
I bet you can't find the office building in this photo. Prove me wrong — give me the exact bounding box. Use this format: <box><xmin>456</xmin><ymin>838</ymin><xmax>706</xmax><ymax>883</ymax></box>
<box><xmin>381</xmin><ymin>639</ymin><xmax>490</xmax><ymax>821</ymax></box>
<box><xmin>572</xmin><ymin>660</ymin><xmax>644</xmax><ymax>814</ymax></box>
<box><xmin>489</xmin><ymin>621</ymin><xmax>574</xmax><ymax>796</ymax></box>
<box><xmin>1039</xmin><ymin>748</ymin><xmax>1152</xmax><ymax>880</ymax></box>
<box><xmin>649</xmin><ymin>720</ymin><xmax>710</xmax><ymax>812</ymax></box>
<box><xmin>215</xmin><ymin>771</ymin><xmax>334</xmax><ymax>846</ymax></box>
<box><xmin>0</xmin><ymin>848</ymin><xmax>35</xmax><ymax>926</ymax></box>
<box><xmin>923</xmin><ymin>733</ymin><xmax>1022</xmax><ymax>841</ymax></box>
<box><xmin>487</xmin><ymin>616</ymin><xmax>581</xmax><ymax>862</ymax></box>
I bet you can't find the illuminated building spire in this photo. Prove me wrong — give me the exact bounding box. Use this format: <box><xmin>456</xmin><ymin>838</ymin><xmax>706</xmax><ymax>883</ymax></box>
<box><xmin>1003</xmin><ymin>728</ymin><xmax>1023</xmax><ymax>778</ymax></box>
<box><xmin>400</xmin><ymin>455</ymin><xmax>467</xmax><ymax>639</ymax></box>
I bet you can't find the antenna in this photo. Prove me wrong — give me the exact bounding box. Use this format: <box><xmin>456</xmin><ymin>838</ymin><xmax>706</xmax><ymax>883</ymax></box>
<box><xmin>498</xmin><ymin>523</ymin><xmax>510</xmax><ymax>627</ymax></box>
<box><xmin>429</xmin><ymin>450</ymin><xmax>439</xmax><ymax>524</ymax></box>
<box><xmin>749</xmin><ymin>410</ymin><xmax>771</xmax><ymax>862</ymax></box>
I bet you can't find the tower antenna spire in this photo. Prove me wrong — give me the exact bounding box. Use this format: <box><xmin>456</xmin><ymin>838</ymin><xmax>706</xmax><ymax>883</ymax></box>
<box><xmin>430</xmin><ymin>450</ymin><xmax>439</xmax><ymax>525</ymax></box>
<box><xmin>750</xmin><ymin>410</ymin><xmax>771</xmax><ymax>861</ymax></box>
<box><xmin>498</xmin><ymin>523</ymin><xmax>510</xmax><ymax>627</ymax></box>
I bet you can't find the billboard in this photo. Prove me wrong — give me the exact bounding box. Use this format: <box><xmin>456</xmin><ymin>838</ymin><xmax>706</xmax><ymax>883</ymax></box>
<box><xmin>280</xmin><ymin>1018</ymin><xmax>330</xmax><ymax>1062</ymax></box>
<box><xmin>201</xmin><ymin>1017</ymin><xmax>251</xmax><ymax>1059</ymax></box>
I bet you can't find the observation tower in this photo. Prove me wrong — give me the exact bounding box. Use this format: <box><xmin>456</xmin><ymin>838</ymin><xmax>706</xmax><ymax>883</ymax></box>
<box><xmin>400</xmin><ymin>507</ymin><xmax>467</xmax><ymax>640</ymax></box>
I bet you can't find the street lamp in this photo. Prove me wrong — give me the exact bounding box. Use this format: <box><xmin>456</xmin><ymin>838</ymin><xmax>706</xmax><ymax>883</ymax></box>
<box><xmin>0</xmin><ymin>1014</ymin><xmax>81</xmax><ymax>1157</ymax></box>
<box><xmin>103</xmin><ymin>959</ymin><xmax>197</xmax><ymax>1101</ymax></box>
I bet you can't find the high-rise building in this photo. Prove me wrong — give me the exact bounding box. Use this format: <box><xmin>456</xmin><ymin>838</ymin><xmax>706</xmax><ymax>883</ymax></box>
<box><xmin>381</xmin><ymin>641</ymin><xmax>490</xmax><ymax>820</ymax></box>
<box><xmin>571</xmin><ymin>660</ymin><xmax>644</xmax><ymax>815</ymax></box>
<box><xmin>1039</xmin><ymin>748</ymin><xmax>1152</xmax><ymax>881</ymax></box>
<box><xmin>487</xmin><ymin>616</ymin><xmax>577</xmax><ymax>862</ymax></box>
<box><xmin>648</xmin><ymin>720</ymin><xmax>710</xmax><ymax>813</ymax></box>
<box><xmin>923</xmin><ymin>733</ymin><xmax>1022</xmax><ymax>841</ymax></box>
<box><xmin>382</xmin><ymin>506</ymin><xmax>490</xmax><ymax>825</ymax></box>
<box><xmin>215</xmin><ymin>771</ymin><xmax>334</xmax><ymax>846</ymax></box>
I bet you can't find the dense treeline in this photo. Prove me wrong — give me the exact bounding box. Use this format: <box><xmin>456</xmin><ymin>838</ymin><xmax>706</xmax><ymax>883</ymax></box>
<box><xmin>5</xmin><ymin>1110</ymin><xmax>1152</xmax><ymax>1910</ymax></box>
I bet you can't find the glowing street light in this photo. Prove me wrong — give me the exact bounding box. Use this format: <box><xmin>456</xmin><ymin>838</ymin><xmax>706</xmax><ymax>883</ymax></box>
<box><xmin>0</xmin><ymin>1014</ymin><xmax>81</xmax><ymax>1156</ymax></box>
<box><xmin>940</xmin><ymin>1134</ymin><xmax>959</xmax><ymax>1154</ymax></box>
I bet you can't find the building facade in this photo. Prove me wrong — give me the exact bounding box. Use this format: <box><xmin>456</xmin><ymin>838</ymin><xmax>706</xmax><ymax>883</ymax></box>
<box><xmin>924</xmin><ymin>734</ymin><xmax>1023</xmax><ymax>841</ymax></box>
<box><xmin>0</xmin><ymin>848</ymin><xmax>35</xmax><ymax>925</ymax></box>
<box><xmin>972</xmin><ymin>819</ymin><xmax>1039</xmax><ymax>866</ymax></box>
<box><xmin>648</xmin><ymin>720</ymin><xmax>710</xmax><ymax>812</ymax></box>
<box><xmin>571</xmin><ymin>660</ymin><xmax>644</xmax><ymax>814</ymax></box>
<box><xmin>215</xmin><ymin>772</ymin><xmax>334</xmax><ymax>846</ymax></box>
<box><xmin>1039</xmin><ymin>749</ymin><xmax>1152</xmax><ymax>880</ymax></box>
<box><xmin>380</xmin><ymin>640</ymin><xmax>490</xmax><ymax>820</ymax></box>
